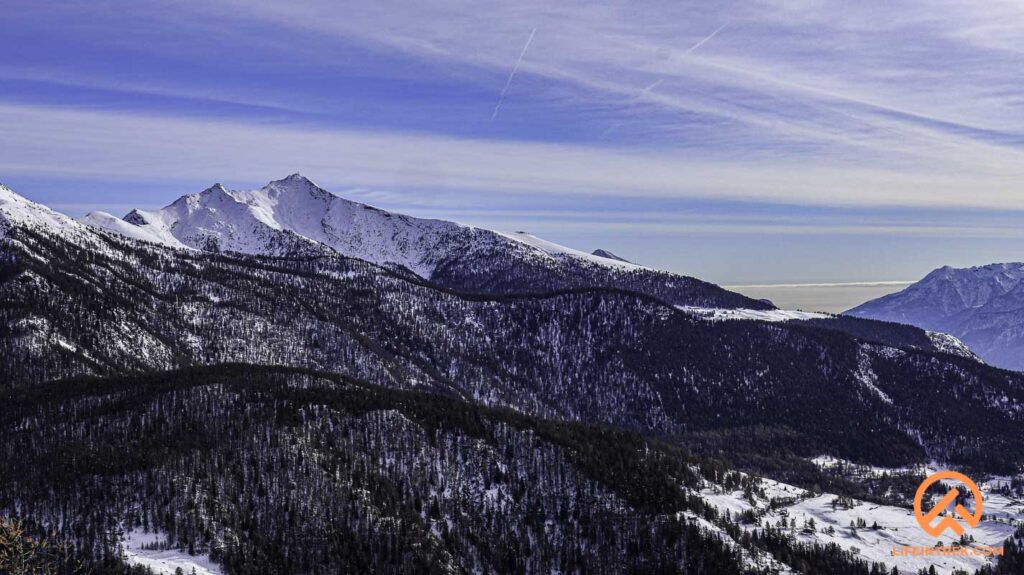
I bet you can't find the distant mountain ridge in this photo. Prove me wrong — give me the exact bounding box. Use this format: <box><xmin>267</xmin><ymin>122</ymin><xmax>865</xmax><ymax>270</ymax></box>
<box><xmin>5</xmin><ymin>179</ymin><xmax>1024</xmax><ymax>575</ymax></box>
<box><xmin>1</xmin><ymin>182</ymin><xmax>1020</xmax><ymax>477</ymax></box>
<box><xmin>847</xmin><ymin>262</ymin><xmax>1024</xmax><ymax>370</ymax></box>
<box><xmin>80</xmin><ymin>174</ymin><xmax>770</xmax><ymax>310</ymax></box>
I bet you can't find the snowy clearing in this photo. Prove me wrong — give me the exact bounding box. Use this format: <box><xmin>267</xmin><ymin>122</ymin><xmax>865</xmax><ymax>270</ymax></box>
<box><xmin>700</xmin><ymin>469</ymin><xmax>1023</xmax><ymax>575</ymax></box>
<box><xmin>121</xmin><ymin>529</ymin><xmax>223</xmax><ymax>575</ymax></box>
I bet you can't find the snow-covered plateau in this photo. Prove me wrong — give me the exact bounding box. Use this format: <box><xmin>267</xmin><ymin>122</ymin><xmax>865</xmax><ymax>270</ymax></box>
<box><xmin>701</xmin><ymin>461</ymin><xmax>1023</xmax><ymax>575</ymax></box>
<box><xmin>676</xmin><ymin>306</ymin><xmax>831</xmax><ymax>322</ymax></box>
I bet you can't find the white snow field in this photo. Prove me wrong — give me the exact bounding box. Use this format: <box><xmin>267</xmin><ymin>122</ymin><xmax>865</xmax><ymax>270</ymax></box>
<box><xmin>80</xmin><ymin>174</ymin><xmax>648</xmax><ymax>280</ymax></box>
<box><xmin>0</xmin><ymin>183</ymin><xmax>105</xmax><ymax>251</ymax></box>
<box><xmin>676</xmin><ymin>306</ymin><xmax>831</xmax><ymax>322</ymax></box>
<box><xmin>677</xmin><ymin>306</ymin><xmax>979</xmax><ymax>360</ymax></box>
<box><xmin>81</xmin><ymin>210</ymin><xmax>190</xmax><ymax>249</ymax></box>
<box><xmin>495</xmin><ymin>230</ymin><xmax>648</xmax><ymax>271</ymax></box>
<box><xmin>121</xmin><ymin>529</ymin><xmax>224</xmax><ymax>575</ymax></box>
<box><xmin>700</xmin><ymin>462</ymin><xmax>1023</xmax><ymax>574</ymax></box>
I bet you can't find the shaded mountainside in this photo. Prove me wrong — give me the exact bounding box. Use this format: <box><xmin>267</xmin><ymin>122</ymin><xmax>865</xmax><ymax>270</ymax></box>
<box><xmin>3</xmin><ymin>218</ymin><xmax>1024</xmax><ymax>475</ymax></box>
<box><xmin>789</xmin><ymin>314</ymin><xmax>978</xmax><ymax>360</ymax></box>
<box><xmin>847</xmin><ymin>263</ymin><xmax>1024</xmax><ymax>371</ymax></box>
<box><xmin>0</xmin><ymin>364</ymin><xmax>904</xmax><ymax>575</ymax></box>
<box><xmin>3</xmin><ymin>184</ymin><xmax>1024</xmax><ymax>574</ymax></box>
<box><xmin>79</xmin><ymin>175</ymin><xmax>768</xmax><ymax>310</ymax></box>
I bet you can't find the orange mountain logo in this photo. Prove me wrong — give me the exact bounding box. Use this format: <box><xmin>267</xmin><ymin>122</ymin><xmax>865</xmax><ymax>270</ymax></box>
<box><xmin>913</xmin><ymin>471</ymin><xmax>984</xmax><ymax>537</ymax></box>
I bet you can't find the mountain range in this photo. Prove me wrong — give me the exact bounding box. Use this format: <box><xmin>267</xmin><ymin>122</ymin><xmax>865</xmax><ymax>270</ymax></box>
<box><xmin>3</xmin><ymin>177</ymin><xmax>1013</xmax><ymax>465</ymax></box>
<box><xmin>2</xmin><ymin>177</ymin><xmax>1023</xmax><ymax>574</ymax></box>
<box><xmin>81</xmin><ymin>174</ymin><xmax>764</xmax><ymax>310</ymax></box>
<box><xmin>848</xmin><ymin>263</ymin><xmax>1024</xmax><ymax>371</ymax></box>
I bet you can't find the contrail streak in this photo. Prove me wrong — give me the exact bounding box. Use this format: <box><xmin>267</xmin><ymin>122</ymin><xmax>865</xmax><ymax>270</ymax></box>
<box><xmin>640</xmin><ymin>79</ymin><xmax>663</xmax><ymax>94</ymax></box>
<box><xmin>608</xmin><ymin>25</ymin><xmax>723</xmax><ymax>131</ymax></box>
<box><xmin>601</xmin><ymin>24</ymin><xmax>723</xmax><ymax>138</ymax></box>
<box><xmin>491</xmin><ymin>28</ymin><xmax>537</xmax><ymax>121</ymax></box>
<box><xmin>684</xmin><ymin>24</ymin><xmax>727</xmax><ymax>55</ymax></box>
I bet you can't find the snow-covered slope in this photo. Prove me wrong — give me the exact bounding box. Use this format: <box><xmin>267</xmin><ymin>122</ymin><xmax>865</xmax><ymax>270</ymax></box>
<box><xmin>847</xmin><ymin>263</ymin><xmax>1024</xmax><ymax>370</ymax></box>
<box><xmin>121</xmin><ymin>530</ymin><xmax>223</xmax><ymax>575</ymax></box>
<box><xmin>701</xmin><ymin>463</ymin><xmax>1023</xmax><ymax>575</ymax></box>
<box><xmin>81</xmin><ymin>174</ymin><xmax>770</xmax><ymax>309</ymax></box>
<box><xmin>1</xmin><ymin>184</ymin><xmax>80</xmax><ymax>237</ymax></box>
<box><xmin>495</xmin><ymin>230</ymin><xmax>644</xmax><ymax>272</ymax></box>
<box><xmin>0</xmin><ymin>183</ymin><xmax>107</xmax><ymax>251</ymax></box>
<box><xmin>81</xmin><ymin>210</ymin><xmax>189</xmax><ymax>248</ymax></box>
<box><xmin>82</xmin><ymin>174</ymin><xmax>643</xmax><ymax>277</ymax></box>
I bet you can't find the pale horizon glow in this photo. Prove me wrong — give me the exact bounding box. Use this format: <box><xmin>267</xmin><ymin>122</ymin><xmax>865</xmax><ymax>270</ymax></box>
<box><xmin>725</xmin><ymin>281</ymin><xmax>916</xmax><ymax>289</ymax></box>
<box><xmin>726</xmin><ymin>281</ymin><xmax>915</xmax><ymax>313</ymax></box>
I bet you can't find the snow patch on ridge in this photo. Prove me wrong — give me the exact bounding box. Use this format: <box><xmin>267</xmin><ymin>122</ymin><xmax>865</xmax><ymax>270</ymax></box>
<box><xmin>82</xmin><ymin>211</ymin><xmax>190</xmax><ymax>249</ymax></box>
<box><xmin>810</xmin><ymin>455</ymin><xmax>932</xmax><ymax>478</ymax></box>
<box><xmin>677</xmin><ymin>306</ymin><xmax>830</xmax><ymax>322</ymax></box>
<box><xmin>496</xmin><ymin>231</ymin><xmax>647</xmax><ymax>271</ymax></box>
<box><xmin>926</xmin><ymin>330</ymin><xmax>979</xmax><ymax>360</ymax></box>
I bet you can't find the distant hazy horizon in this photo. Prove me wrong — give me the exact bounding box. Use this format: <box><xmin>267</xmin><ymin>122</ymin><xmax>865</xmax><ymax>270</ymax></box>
<box><xmin>726</xmin><ymin>281</ymin><xmax>913</xmax><ymax>314</ymax></box>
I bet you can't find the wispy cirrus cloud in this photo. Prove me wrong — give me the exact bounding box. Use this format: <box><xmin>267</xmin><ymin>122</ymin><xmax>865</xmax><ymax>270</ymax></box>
<box><xmin>8</xmin><ymin>0</ymin><xmax>1024</xmax><ymax>167</ymax></box>
<box><xmin>5</xmin><ymin>0</ymin><xmax>1024</xmax><ymax>284</ymax></box>
<box><xmin>185</xmin><ymin>0</ymin><xmax>1024</xmax><ymax>157</ymax></box>
<box><xmin>3</xmin><ymin>101</ymin><xmax>1024</xmax><ymax>211</ymax></box>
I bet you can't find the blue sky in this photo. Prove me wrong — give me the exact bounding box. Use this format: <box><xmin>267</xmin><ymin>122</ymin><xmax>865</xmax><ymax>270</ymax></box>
<box><xmin>4</xmin><ymin>0</ymin><xmax>1024</xmax><ymax>287</ymax></box>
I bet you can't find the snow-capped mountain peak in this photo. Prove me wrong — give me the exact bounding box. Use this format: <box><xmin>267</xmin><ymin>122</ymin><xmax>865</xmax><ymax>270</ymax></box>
<box><xmin>267</xmin><ymin>172</ymin><xmax>326</xmax><ymax>194</ymax></box>
<box><xmin>81</xmin><ymin>175</ymin><xmax>653</xmax><ymax>279</ymax></box>
<box><xmin>74</xmin><ymin>175</ymin><xmax>770</xmax><ymax>309</ymax></box>
<box><xmin>852</xmin><ymin>262</ymin><xmax>1024</xmax><ymax>319</ymax></box>
<box><xmin>847</xmin><ymin>262</ymin><xmax>1024</xmax><ymax>370</ymax></box>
